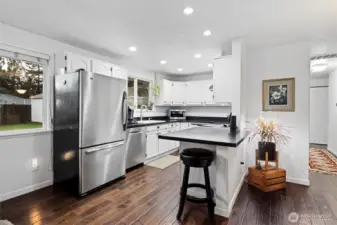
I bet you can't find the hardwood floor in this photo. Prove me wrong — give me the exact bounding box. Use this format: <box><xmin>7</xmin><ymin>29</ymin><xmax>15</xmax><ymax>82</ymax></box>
<box><xmin>1</xmin><ymin>162</ymin><xmax>337</xmax><ymax>225</ymax></box>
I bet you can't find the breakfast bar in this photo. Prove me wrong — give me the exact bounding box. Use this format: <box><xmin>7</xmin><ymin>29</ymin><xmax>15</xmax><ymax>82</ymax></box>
<box><xmin>158</xmin><ymin>127</ymin><xmax>250</xmax><ymax>218</ymax></box>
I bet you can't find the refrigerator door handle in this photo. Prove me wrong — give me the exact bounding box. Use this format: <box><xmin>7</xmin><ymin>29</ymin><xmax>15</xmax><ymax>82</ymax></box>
<box><xmin>85</xmin><ymin>141</ymin><xmax>125</xmax><ymax>154</ymax></box>
<box><xmin>122</xmin><ymin>91</ymin><xmax>127</xmax><ymax>131</ymax></box>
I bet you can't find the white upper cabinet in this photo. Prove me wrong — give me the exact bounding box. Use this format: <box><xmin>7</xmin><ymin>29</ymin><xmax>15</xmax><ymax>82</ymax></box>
<box><xmin>112</xmin><ymin>66</ymin><xmax>128</xmax><ymax>80</ymax></box>
<box><xmin>55</xmin><ymin>52</ymin><xmax>127</xmax><ymax>80</ymax></box>
<box><xmin>66</xmin><ymin>52</ymin><xmax>92</xmax><ymax>72</ymax></box>
<box><xmin>213</xmin><ymin>56</ymin><xmax>235</xmax><ymax>103</ymax></box>
<box><xmin>186</xmin><ymin>81</ymin><xmax>202</xmax><ymax>105</ymax></box>
<box><xmin>92</xmin><ymin>60</ymin><xmax>112</xmax><ymax>76</ymax></box>
<box><xmin>171</xmin><ymin>82</ymin><xmax>185</xmax><ymax>104</ymax></box>
<box><xmin>156</xmin><ymin>79</ymin><xmax>214</xmax><ymax>105</ymax></box>
<box><xmin>159</xmin><ymin>79</ymin><xmax>173</xmax><ymax>105</ymax></box>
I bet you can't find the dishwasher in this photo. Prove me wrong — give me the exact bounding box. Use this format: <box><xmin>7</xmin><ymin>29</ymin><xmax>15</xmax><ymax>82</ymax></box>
<box><xmin>126</xmin><ymin>127</ymin><xmax>147</xmax><ymax>170</ymax></box>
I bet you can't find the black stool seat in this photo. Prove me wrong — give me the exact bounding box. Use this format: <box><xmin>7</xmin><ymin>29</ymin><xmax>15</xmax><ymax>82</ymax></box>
<box><xmin>177</xmin><ymin>148</ymin><xmax>216</xmax><ymax>224</ymax></box>
<box><xmin>180</xmin><ymin>148</ymin><xmax>214</xmax><ymax>167</ymax></box>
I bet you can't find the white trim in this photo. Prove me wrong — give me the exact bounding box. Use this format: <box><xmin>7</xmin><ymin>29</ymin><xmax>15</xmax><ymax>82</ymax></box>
<box><xmin>0</xmin><ymin>43</ymin><xmax>50</xmax><ymax>60</ymax></box>
<box><xmin>127</xmin><ymin>76</ymin><xmax>153</xmax><ymax>110</ymax></box>
<box><xmin>0</xmin><ymin>180</ymin><xmax>52</xmax><ymax>202</ymax></box>
<box><xmin>286</xmin><ymin>176</ymin><xmax>310</xmax><ymax>186</ymax></box>
<box><xmin>214</xmin><ymin>169</ymin><xmax>247</xmax><ymax>218</ymax></box>
<box><xmin>328</xmin><ymin>147</ymin><xmax>337</xmax><ymax>157</ymax></box>
<box><xmin>145</xmin><ymin>148</ymin><xmax>178</xmax><ymax>164</ymax></box>
<box><xmin>227</xmin><ymin>169</ymin><xmax>247</xmax><ymax>215</ymax></box>
<box><xmin>0</xmin><ymin>129</ymin><xmax>51</xmax><ymax>139</ymax></box>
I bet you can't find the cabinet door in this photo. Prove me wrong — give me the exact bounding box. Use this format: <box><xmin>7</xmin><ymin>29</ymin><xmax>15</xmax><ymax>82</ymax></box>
<box><xmin>171</xmin><ymin>82</ymin><xmax>185</xmax><ymax>104</ymax></box>
<box><xmin>158</xmin><ymin>130</ymin><xmax>169</xmax><ymax>153</ymax></box>
<box><xmin>161</xmin><ymin>79</ymin><xmax>173</xmax><ymax>105</ymax></box>
<box><xmin>146</xmin><ymin>132</ymin><xmax>158</xmax><ymax>158</ymax></box>
<box><xmin>202</xmin><ymin>80</ymin><xmax>214</xmax><ymax>104</ymax></box>
<box><xmin>66</xmin><ymin>52</ymin><xmax>92</xmax><ymax>72</ymax></box>
<box><xmin>112</xmin><ymin>66</ymin><xmax>128</xmax><ymax>80</ymax></box>
<box><xmin>213</xmin><ymin>56</ymin><xmax>234</xmax><ymax>103</ymax></box>
<box><xmin>92</xmin><ymin>60</ymin><xmax>112</xmax><ymax>76</ymax></box>
<box><xmin>186</xmin><ymin>81</ymin><xmax>203</xmax><ymax>105</ymax></box>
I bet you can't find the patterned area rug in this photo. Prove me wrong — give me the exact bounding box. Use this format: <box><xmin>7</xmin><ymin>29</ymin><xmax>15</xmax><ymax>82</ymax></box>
<box><xmin>309</xmin><ymin>148</ymin><xmax>337</xmax><ymax>175</ymax></box>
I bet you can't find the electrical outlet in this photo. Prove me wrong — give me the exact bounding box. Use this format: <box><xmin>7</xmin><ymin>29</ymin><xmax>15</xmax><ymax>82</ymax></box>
<box><xmin>32</xmin><ymin>158</ymin><xmax>39</xmax><ymax>171</ymax></box>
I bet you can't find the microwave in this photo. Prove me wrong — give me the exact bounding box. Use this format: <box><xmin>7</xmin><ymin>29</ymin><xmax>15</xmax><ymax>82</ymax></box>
<box><xmin>169</xmin><ymin>109</ymin><xmax>186</xmax><ymax>120</ymax></box>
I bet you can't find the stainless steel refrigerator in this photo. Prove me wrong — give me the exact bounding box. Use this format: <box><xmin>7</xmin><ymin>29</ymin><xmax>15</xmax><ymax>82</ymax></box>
<box><xmin>53</xmin><ymin>70</ymin><xmax>127</xmax><ymax>195</ymax></box>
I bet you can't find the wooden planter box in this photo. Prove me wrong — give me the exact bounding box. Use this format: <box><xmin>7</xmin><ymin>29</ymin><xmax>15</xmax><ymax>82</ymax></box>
<box><xmin>248</xmin><ymin>167</ymin><xmax>286</xmax><ymax>192</ymax></box>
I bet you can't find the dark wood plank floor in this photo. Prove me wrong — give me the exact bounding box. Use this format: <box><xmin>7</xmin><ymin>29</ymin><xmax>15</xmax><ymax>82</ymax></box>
<box><xmin>1</xmin><ymin>162</ymin><xmax>337</xmax><ymax>225</ymax></box>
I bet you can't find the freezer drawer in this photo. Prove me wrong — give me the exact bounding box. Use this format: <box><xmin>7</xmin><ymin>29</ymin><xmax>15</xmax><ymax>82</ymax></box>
<box><xmin>80</xmin><ymin>141</ymin><xmax>126</xmax><ymax>194</ymax></box>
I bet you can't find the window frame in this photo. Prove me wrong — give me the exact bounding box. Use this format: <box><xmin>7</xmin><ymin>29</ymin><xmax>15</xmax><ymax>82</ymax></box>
<box><xmin>0</xmin><ymin>44</ymin><xmax>51</xmax><ymax>137</ymax></box>
<box><xmin>127</xmin><ymin>75</ymin><xmax>153</xmax><ymax>111</ymax></box>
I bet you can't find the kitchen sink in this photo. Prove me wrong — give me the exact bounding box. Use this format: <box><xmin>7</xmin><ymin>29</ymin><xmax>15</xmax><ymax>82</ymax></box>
<box><xmin>136</xmin><ymin>120</ymin><xmax>166</xmax><ymax>124</ymax></box>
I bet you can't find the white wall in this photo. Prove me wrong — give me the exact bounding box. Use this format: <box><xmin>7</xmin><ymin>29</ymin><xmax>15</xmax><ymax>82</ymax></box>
<box><xmin>328</xmin><ymin>69</ymin><xmax>337</xmax><ymax>155</ymax></box>
<box><xmin>310</xmin><ymin>77</ymin><xmax>329</xmax><ymax>87</ymax></box>
<box><xmin>31</xmin><ymin>99</ymin><xmax>43</xmax><ymax>123</ymax></box>
<box><xmin>246</xmin><ymin>43</ymin><xmax>311</xmax><ymax>185</ymax></box>
<box><xmin>0</xmin><ymin>22</ymin><xmax>155</xmax><ymax>201</ymax></box>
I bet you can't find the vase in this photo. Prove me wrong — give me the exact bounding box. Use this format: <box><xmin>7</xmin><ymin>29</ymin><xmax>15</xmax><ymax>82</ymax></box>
<box><xmin>258</xmin><ymin>141</ymin><xmax>276</xmax><ymax>161</ymax></box>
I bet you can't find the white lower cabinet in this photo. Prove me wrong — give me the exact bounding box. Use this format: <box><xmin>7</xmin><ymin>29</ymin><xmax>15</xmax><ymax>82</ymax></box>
<box><xmin>146</xmin><ymin>123</ymin><xmax>190</xmax><ymax>160</ymax></box>
<box><xmin>146</xmin><ymin>131</ymin><xmax>158</xmax><ymax>158</ymax></box>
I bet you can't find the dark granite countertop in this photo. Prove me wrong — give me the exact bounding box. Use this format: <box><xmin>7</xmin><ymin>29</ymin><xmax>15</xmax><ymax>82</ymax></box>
<box><xmin>158</xmin><ymin>127</ymin><xmax>250</xmax><ymax>147</ymax></box>
<box><xmin>127</xmin><ymin>116</ymin><xmax>229</xmax><ymax>128</ymax></box>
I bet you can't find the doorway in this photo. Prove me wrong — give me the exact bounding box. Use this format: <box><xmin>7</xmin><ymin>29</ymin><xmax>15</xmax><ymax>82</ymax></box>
<box><xmin>309</xmin><ymin>55</ymin><xmax>337</xmax><ymax>176</ymax></box>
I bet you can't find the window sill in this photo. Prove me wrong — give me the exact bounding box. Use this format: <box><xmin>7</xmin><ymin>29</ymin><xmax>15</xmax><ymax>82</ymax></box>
<box><xmin>0</xmin><ymin>128</ymin><xmax>52</xmax><ymax>139</ymax></box>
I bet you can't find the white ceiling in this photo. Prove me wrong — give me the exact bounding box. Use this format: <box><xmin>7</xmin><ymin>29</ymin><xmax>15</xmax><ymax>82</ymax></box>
<box><xmin>0</xmin><ymin>0</ymin><xmax>336</xmax><ymax>75</ymax></box>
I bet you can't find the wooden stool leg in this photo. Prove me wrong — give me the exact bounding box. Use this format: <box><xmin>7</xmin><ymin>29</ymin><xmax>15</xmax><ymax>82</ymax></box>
<box><xmin>177</xmin><ymin>166</ymin><xmax>190</xmax><ymax>220</ymax></box>
<box><xmin>203</xmin><ymin>167</ymin><xmax>215</xmax><ymax>224</ymax></box>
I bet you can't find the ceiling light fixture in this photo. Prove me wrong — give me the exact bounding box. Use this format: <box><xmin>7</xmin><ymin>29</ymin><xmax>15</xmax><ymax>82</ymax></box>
<box><xmin>203</xmin><ymin>30</ymin><xmax>212</xmax><ymax>36</ymax></box>
<box><xmin>194</xmin><ymin>53</ymin><xmax>202</xmax><ymax>59</ymax></box>
<box><xmin>208</xmin><ymin>63</ymin><xmax>213</xmax><ymax>68</ymax></box>
<box><xmin>160</xmin><ymin>60</ymin><xmax>167</xmax><ymax>65</ymax></box>
<box><xmin>183</xmin><ymin>7</ymin><xmax>194</xmax><ymax>15</ymax></box>
<box><xmin>177</xmin><ymin>68</ymin><xmax>183</xmax><ymax>72</ymax></box>
<box><xmin>128</xmin><ymin>46</ymin><xmax>137</xmax><ymax>52</ymax></box>
<box><xmin>311</xmin><ymin>59</ymin><xmax>328</xmax><ymax>73</ymax></box>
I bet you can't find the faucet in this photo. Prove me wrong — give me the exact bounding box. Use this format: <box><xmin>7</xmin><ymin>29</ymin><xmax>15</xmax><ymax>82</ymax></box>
<box><xmin>140</xmin><ymin>105</ymin><xmax>148</xmax><ymax>121</ymax></box>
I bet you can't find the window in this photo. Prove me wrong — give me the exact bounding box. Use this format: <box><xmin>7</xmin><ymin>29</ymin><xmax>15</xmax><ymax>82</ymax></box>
<box><xmin>127</xmin><ymin>77</ymin><xmax>152</xmax><ymax>110</ymax></box>
<box><xmin>0</xmin><ymin>50</ymin><xmax>47</xmax><ymax>132</ymax></box>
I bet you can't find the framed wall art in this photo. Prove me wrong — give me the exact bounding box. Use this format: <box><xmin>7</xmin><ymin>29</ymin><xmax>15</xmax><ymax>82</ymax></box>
<box><xmin>262</xmin><ymin>78</ymin><xmax>295</xmax><ymax>112</ymax></box>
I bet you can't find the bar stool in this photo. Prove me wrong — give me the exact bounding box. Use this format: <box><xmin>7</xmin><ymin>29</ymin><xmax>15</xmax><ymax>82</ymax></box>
<box><xmin>177</xmin><ymin>148</ymin><xmax>216</xmax><ymax>222</ymax></box>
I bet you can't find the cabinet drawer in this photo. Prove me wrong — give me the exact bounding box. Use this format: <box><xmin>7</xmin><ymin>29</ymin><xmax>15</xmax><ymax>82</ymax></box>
<box><xmin>146</xmin><ymin>125</ymin><xmax>159</xmax><ymax>132</ymax></box>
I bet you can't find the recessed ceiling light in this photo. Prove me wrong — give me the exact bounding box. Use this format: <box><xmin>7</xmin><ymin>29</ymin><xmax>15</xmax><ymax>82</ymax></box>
<box><xmin>194</xmin><ymin>53</ymin><xmax>202</xmax><ymax>59</ymax></box>
<box><xmin>203</xmin><ymin>30</ymin><xmax>212</xmax><ymax>36</ymax></box>
<box><xmin>183</xmin><ymin>7</ymin><xmax>194</xmax><ymax>15</ymax></box>
<box><xmin>160</xmin><ymin>60</ymin><xmax>167</xmax><ymax>65</ymax></box>
<box><xmin>128</xmin><ymin>46</ymin><xmax>137</xmax><ymax>52</ymax></box>
<box><xmin>177</xmin><ymin>68</ymin><xmax>183</xmax><ymax>72</ymax></box>
<box><xmin>208</xmin><ymin>63</ymin><xmax>213</xmax><ymax>68</ymax></box>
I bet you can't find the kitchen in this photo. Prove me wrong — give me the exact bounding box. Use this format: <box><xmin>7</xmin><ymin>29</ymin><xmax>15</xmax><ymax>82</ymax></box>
<box><xmin>0</xmin><ymin>0</ymin><xmax>335</xmax><ymax>224</ymax></box>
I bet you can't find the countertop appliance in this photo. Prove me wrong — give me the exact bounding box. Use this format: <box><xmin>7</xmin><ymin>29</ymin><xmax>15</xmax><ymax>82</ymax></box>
<box><xmin>169</xmin><ymin>109</ymin><xmax>186</xmax><ymax>120</ymax></box>
<box><xmin>53</xmin><ymin>71</ymin><xmax>127</xmax><ymax>195</ymax></box>
<box><xmin>125</xmin><ymin>127</ymin><xmax>146</xmax><ymax>169</ymax></box>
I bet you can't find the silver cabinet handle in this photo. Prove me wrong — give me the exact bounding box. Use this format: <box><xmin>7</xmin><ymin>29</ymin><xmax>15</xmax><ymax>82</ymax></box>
<box><xmin>85</xmin><ymin>141</ymin><xmax>124</xmax><ymax>154</ymax></box>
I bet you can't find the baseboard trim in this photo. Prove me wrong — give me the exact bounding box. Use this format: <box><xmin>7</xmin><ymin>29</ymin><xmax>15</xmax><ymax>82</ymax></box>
<box><xmin>215</xmin><ymin>170</ymin><xmax>247</xmax><ymax>218</ymax></box>
<box><xmin>145</xmin><ymin>148</ymin><xmax>178</xmax><ymax>164</ymax></box>
<box><xmin>0</xmin><ymin>180</ymin><xmax>52</xmax><ymax>202</ymax></box>
<box><xmin>286</xmin><ymin>177</ymin><xmax>310</xmax><ymax>186</ymax></box>
<box><xmin>327</xmin><ymin>148</ymin><xmax>337</xmax><ymax>158</ymax></box>
<box><xmin>227</xmin><ymin>169</ymin><xmax>247</xmax><ymax>215</ymax></box>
